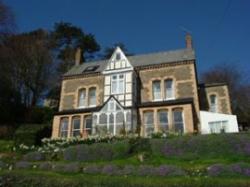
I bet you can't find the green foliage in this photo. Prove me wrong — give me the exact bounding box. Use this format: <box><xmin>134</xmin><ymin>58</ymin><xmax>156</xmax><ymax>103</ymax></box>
<box><xmin>14</xmin><ymin>124</ymin><xmax>51</xmax><ymax>146</ymax></box>
<box><xmin>28</xmin><ymin>107</ymin><xmax>54</xmax><ymax>124</ymax></box>
<box><xmin>0</xmin><ymin>140</ymin><xmax>14</xmax><ymax>152</ymax></box>
<box><xmin>1</xmin><ymin>170</ymin><xmax>250</xmax><ymax>187</ymax></box>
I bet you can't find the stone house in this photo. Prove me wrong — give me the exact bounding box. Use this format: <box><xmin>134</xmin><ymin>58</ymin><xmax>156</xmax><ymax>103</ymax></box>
<box><xmin>51</xmin><ymin>34</ymin><xmax>238</xmax><ymax>138</ymax></box>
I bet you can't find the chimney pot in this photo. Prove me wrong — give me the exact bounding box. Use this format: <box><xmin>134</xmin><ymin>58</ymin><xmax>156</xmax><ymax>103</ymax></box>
<box><xmin>185</xmin><ymin>33</ymin><xmax>193</xmax><ymax>49</ymax></box>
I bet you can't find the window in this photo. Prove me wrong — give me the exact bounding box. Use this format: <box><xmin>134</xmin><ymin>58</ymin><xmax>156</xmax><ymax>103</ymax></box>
<box><xmin>144</xmin><ymin>111</ymin><xmax>154</xmax><ymax>136</ymax></box>
<box><xmin>78</xmin><ymin>88</ymin><xmax>86</xmax><ymax>107</ymax></box>
<box><xmin>165</xmin><ymin>79</ymin><xmax>174</xmax><ymax>99</ymax></box>
<box><xmin>209</xmin><ymin>120</ymin><xmax>228</xmax><ymax>133</ymax></box>
<box><xmin>89</xmin><ymin>87</ymin><xmax>96</xmax><ymax>106</ymax></box>
<box><xmin>116</xmin><ymin>52</ymin><xmax>121</xmax><ymax>60</ymax></box>
<box><xmin>99</xmin><ymin>113</ymin><xmax>107</xmax><ymax>125</ymax></box>
<box><xmin>173</xmin><ymin>110</ymin><xmax>184</xmax><ymax>133</ymax></box>
<box><xmin>152</xmin><ymin>80</ymin><xmax>161</xmax><ymax>100</ymax></box>
<box><xmin>109</xmin><ymin>113</ymin><xmax>114</xmax><ymax>134</ymax></box>
<box><xmin>84</xmin><ymin>116</ymin><xmax>92</xmax><ymax>135</ymax></box>
<box><xmin>71</xmin><ymin>116</ymin><xmax>81</xmax><ymax>137</ymax></box>
<box><xmin>210</xmin><ymin>95</ymin><xmax>217</xmax><ymax>112</ymax></box>
<box><xmin>111</xmin><ymin>74</ymin><xmax>124</xmax><ymax>94</ymax></box>
<box><xmin>158</xmin><ymin>110</ymin><xmax>168</xmax><ymax>132</ymax></box>
<box><xmin>83</xmin><ymin>65</ymin><xmax>99</xmax><ymax>72</ymax></box>
<box><xmin>59</xmin><ymin>118</ymin><xmax>69</xmax><ymax>138</ymax></box>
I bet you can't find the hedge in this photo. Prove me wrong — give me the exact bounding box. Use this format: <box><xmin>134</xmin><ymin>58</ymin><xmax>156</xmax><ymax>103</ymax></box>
<box><xmin>14</xmin><ymin>124</ymin><xmax>51</xmax><ymax>146</ymax></box>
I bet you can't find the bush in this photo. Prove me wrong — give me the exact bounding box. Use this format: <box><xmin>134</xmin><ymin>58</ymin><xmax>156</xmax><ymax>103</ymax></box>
<box><xmin>83</xmin><ymin>164</ymin><xmax>102</xmax><ymax>174</ymax></box>
<box><xmin>23</xmin><ymin>151</ymin><xmax>45</xmax><ymax>161</ymax></box>
<box><xmin>14</xmin><ymin>124</ymin><xmax>51</xmax><ymax>146</ymax></box>
<box><xmin>63</xmin><ymin>163</ymin><xmax>81</xmax><ymax>173</ymax></box>
<box><xmin>39</xmin><ymin>162</ymin><xmax>52</xmax><ymax>170</ymax></box>
<box><xmin>63</xmin><ymin>140</ymin><xmax>130</xmax><ymax>162</ymax></box>
<box><xmin>15</xmin><ymin>161</ymin><xmax>32</xmax><ymax>169</ymax></box>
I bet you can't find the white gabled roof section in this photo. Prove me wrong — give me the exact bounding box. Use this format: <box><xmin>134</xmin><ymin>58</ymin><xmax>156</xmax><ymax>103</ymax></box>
<box><xmin>103</xmin><ymin>46</ymin><xmax>133</xmax><ymax>74</ymax></box>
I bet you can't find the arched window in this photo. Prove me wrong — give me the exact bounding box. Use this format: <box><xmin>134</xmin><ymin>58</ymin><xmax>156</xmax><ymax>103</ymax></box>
<box><xmin>152</xmin><ymin>80</ymin><xmax>161</xmax><ymax>100</ymax></box>
<box><xmin>99</xmin><ymin>113</ymin><xmax>107</xmax><ymax>125</ymax></box>
<box><xmin>210</xmin><ymin>94</ymin><xmax>217</xmax><ymax>112</ymax></box>
<box><xmin>173</xmin><ymin>109</ymin><xmax>184</xmax><ymax>133</ymax></box>
<box><xmin>144</xmin><ymin>111</ymin><xmax>154</xmax><ymax>136</ymax></box>
<box><xmin>84</xmin><ymin>116</ymin><xmax>92</xmax><ymax>135</ymax></box>
<box><xmin>164</xmin><ymin>79</ymin><xmax>174</xmax><ymax>99</ymax></box>
<box><xmin>157</xmin><ymin>110</ymin><xmax>168</xmax><ymax>132</ymax></box>
<box><xmin>59</xmin><ymin>118</ymin><xmax>69</xmax><ymax>138</ymax></box>
<box><xmin>78</xmin><ymin>88</ymin><xmax>86</xmax><ymax>107</ymax></box>
<box><xmin>89</xmin><ymin>87</ymin><xmax>96</xmax><ymax>106</ymax></box>
<box><xmin>71</xmin><ymin>116</ymin><xmax>81</xmax><ymax>137</ymax></box>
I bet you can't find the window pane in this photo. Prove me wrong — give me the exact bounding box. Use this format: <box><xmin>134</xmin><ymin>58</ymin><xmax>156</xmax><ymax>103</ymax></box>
<box><xmin>78</xmin><ymin>89</ymin><xmax>86</xmax><ymax>107</ymax></box>
<box><xmin>99</xmin><ymin>113</ymin><xmax>107</xmax><ymax>124</ymax></box>
<box><xmin>158</xmin><ymin>111</ymin><xmax>168</xmax><ymax>132</ymax></box>
<box><xmin>85</xmin><ymin>116</ymin><xmax>92</xmax><ymax>135</ymax></box>
<box><xmin>72</xmin><ymin>117</ymin><xmax>80</xmax><ymax>137</ymax></box>
<box><xmin>112</xmin><ymin>80</ymin><xmax>117</xmax><ymax>93</ymax></box>
<box><xmin>89</xmin><ymin>87</ymin><xmax>96</xmax><ymax>106</ymax></box>
<box><xmin>153</xmin><ymin>81</ymin><xmax>161</xmax><ymax>100</ymax></box>
<box><xmin>173</xmin><ymin>110</ymin><xmax>184</xmax><ymax>133</ymax></box>
<box><xmin>118</xmin><ymin>80</ymin><xmax>124</xmax><ymax>93</ymax></box>
<box><xmin>144</xmin><ymin>111</ymin><xmax>154</xmax><ymax>136</ymax></box>
<box><xmin>165</xmin><ymin>80</ymin><xmax>174</xmax><ymax>98</ymax></box>
<box><xmin>210</xmin><ymin>95</ymin><xmax>217</xmax><ymax>112</ymax></box>
<box><xmin>60</xmin><ymin>118</ymin><xmax>68</xmax><ymax>138</ymax></box>
<box><xmin>116</xmin><ymin>112</ymin><xmax>124</xmax><ymax>124</ymax></box>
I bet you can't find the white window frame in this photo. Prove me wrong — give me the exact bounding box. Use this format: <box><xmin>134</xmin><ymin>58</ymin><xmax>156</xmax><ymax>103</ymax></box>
<box><xmin>111</xmin><ymin>74</ymin><xmax>124</xmax><ymax>94</ymax></box>
<box><xmin>84</xmin><ymin>116</ymin><xmax>92</xmax><ymax>135</ymax></box>
<box><xmin>71</xmin><ymin>117</ymin><xmax>81</xmax><ymax>137</ymax></box>
<box><xmin>78</xmin><ymin>88</ymin><xmax>87</xmax><ymax>108</ymax></box>
<box><xmin>173</xmin><ymin>110</ymin><xmax>185</xmax><ymax>133</ymax></box>
<box><xmin>59</xmin><ymin>118</ymin><xmax>69</xmax><ymax>138</ymax></box>
<box><xmin>144</xmin><ymin>111</ymin><xmax>154</xmax><ymax>136</ymax></box>
<box><xmin>208</xmin><ymin>120</ymin><xmax>228</xmax><ymax>133</ymax></box>
<box><xmin>152</xmin><ymin>80</ymin><xmax>161</xmax><ymax>101</ymax></box>
<box><xmin>158</xmin><ymin>110</ymin><xmax>169</xmax><ymax>132</ymax></box>
<box><xmin>164</xmin><ymin>79</ymin><xmax>175</xmax><ymax>100</ymax></box>
<box><xmin>210</xmin><ymin>94</ymin><xmax>217</xmax><ymax>113</ymax></box>
<box><xmin>88</xmin><ymin>87</ymin><xmax>96</xmax><ymax>107</ymax></box>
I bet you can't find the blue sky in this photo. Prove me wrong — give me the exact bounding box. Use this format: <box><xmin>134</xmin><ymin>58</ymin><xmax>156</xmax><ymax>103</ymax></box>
<box><xmin>6</xmin><ymin>0</ymin><xmax>250</xmax><ymax>80</ymax></box>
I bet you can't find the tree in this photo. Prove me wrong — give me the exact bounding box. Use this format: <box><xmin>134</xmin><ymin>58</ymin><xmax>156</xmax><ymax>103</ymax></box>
<box><xmin>51</xmin><ymin>22</ymin><xmax>100</xmax><ymax>74</ymax></box>
<box><xmin>101</xmin><ymin>42</ymin><xmax>132</xmax><ymax>59</ymax></box>
<box><xmin>0</xmin><ymin>0</ymin><xmax>15</xmax><ymax>38</ymax></box>
<box><xmin>201</xmin><ymin>64</ymin><xmax>250</xmax><ymax>125</ymax></box>
<box><xmin>0</xmin><ymin>29</ymin><xmax>53</xmax><ymax>108</ymax></box>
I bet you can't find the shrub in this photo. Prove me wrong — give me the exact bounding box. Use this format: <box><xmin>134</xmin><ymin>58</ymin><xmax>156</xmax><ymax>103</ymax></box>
<box><xmin>0</xmin><ymin>161</ymin><xmax>7</xmax><ymax>169</ymax></box>
<box><xmin>63</xmin><ymin>163</ymin><xmax>81</xmax><ymax>173</ymax></box>
<box><xmin>63</xmin><ymin>140</ymin><xmax>130</xmax><ymax>162</ymax></box>
<box><xmin>14</xmin><ymin>124</ymin><xmax>51</xmax><ymax>146</ymax></box>
<box><xmin>120</xmin><ymin>165</ymin><xmax>136</xmax><ymax>175</ymax></box>
<box><xmin>137</xmin><ymin>165</ymin><xmax>155</xmax><ymax>176</ymax></box>
<box><xmin>128</xmin><ymin>138</ymin><xmax>151</xmax><ymax>155</ymax></box>
<box><xmin>15</xmin><ymin>161</ymin><xmax>32</xmax><ymax>169</ymax></box>
<box><xmin>154</xmin><ymin>165</ymin><xmax>186</xmax><ymax>176</ymax></box>
<box><xmin>102</xmin><ymin>164</ymin><xmax>120</xmax><ymax>175</ymax></box>
<box><xmin>83</xmin><ymin>164</ymin><xmax>102</xmax><ymax>174</ymax></box>
<box><xmin>39</xmin><ymin>162</ymin><xmax>52</xmax><ymax>170</ymax></box>
<box><xmin>23</xmin><ymin>151</ymin><xmax>45</xmax><ymax>161</ymax></box>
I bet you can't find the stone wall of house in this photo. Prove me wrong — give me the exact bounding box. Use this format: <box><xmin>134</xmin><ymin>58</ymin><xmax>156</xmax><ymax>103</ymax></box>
<box><xmin>59</xmin><ymin>75</ymin><xmax>104</xmax><ymax>111</ymax></box>
<box><xmin>138</xmin><ymin>61</ymin><xmax>200</xmax><ymax>128</ymax></box>
<box><xmin>201</xmin><ymin>85</ymin><xmax>232</xmax><ymax>114</ymax></box>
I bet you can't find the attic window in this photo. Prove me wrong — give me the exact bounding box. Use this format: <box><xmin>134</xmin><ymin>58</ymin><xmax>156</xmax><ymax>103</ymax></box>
<box><xmin>116</xmin><ymin>52</ymin><xmax>121</xmax><ymax>60</ymax></box>
<box><xmin>83</xmin><ymin>65</ymin><xmax>99</xmax><ymax>72</ymax></box>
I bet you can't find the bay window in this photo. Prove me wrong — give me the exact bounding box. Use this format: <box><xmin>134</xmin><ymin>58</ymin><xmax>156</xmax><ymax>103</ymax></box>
<box><xmin>71</xmin><ymin>116</ymin><xmax>81</xmax><ymax>137</ymax></box>
<box><xmin>173</xmin><ymin>110</ymin><xmax>184</xmax><ymax>133</ymax></box>
<box><xmin>158</xmin><ymin>110</ymin><xmax>168</xmax><ymax>132</ymax></box>
<box><xmin>59</xmin><ymin>118</ymin><xmax>69</xmax><ymax>138</ymax></box>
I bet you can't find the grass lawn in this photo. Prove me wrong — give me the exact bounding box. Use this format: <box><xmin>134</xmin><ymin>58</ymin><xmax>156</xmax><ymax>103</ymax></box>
<box><xmin>1</xmin><ymin>169</ymin><xmax>250</xmax><ymax>187</ymax></box>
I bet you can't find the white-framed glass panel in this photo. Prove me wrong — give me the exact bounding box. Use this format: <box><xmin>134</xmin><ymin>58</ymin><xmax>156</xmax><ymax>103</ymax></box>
<box><xmin>71</xmin><ymin>116</ymin><xmax>81</xmax><ymax>137</ymax></box>
<box><xmin>109</xmin><ymin>113</ymin><xmax>114</xmax><ymax>134</ymax></box>
<box><xmin>111</xmin><ymin>74</ymin><xmax>124</xmax><ymax>94</ymax></box>
<box><xmin>152</xmin><ymin>80</ymin><xmax>161</xmax><ymax>100</ymax></box>
<box><xmin>116</xmin><ymin>112</ymin><xmax>124</xmax><ymax>135</ymax></box>
<box><xmin>84</xmin><ymin>116</ymin><xmax>92</xmax><ymax>135</ymax></box>
<box><xmin>144</xmin><ymin>111</ymin><xmax>154</xmax><ymax>136</ymax></box>
<box><xmin>209</xmin><ymin>120</ymin><xmax>228</xmax><ymax>133</ymax></box>
<box><xmin>78</xmin><ymin>88</ymin><xmax>86</xmax><ymax>107</ymax></box>
<box><xmin>158</xmin><ymin>110</ymin><xmax>168</xmax><ymax>132</ymax></box>
<box><xmin>165</xmin><ymin>79</ymin><xmax>174</xmax><ymax>99</ymax></box>
<box><xmin>210</xmin><ymin>95</ymin><xmax>217</xmax><ymax>112</ymax></box>
<box><xmin>59</xmin><ymin>118</ymin><xmax>69</xmax><ymax>138</ymax></box>
<box><xmin>89</xmin><ymin>87</ymin><xmax>96</xmax><ymax>106</ymax></box>
<box><xmin>173</xmin><ymin>110</ymin><xmax>184</xmax><ymax>133</ymax></box>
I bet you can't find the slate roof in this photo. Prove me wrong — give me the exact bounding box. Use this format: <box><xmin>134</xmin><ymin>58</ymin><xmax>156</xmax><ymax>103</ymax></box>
<box><xmin>64</xmin><ymin>48</ymin><xmax>195</xmax><ymax>77</ymax></box>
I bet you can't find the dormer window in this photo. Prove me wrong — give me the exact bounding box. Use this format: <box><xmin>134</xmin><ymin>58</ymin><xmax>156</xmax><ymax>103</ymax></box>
<box><xmin>116</xmin><ymin>52</ymin><xmax>121</xmax><ymax>60</ymax></box>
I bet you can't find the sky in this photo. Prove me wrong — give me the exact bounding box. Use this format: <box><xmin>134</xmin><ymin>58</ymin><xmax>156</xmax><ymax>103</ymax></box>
<box><xmin>5</xmin><ymin>0</ymin><xmax>250</xmax><ymax>80</ymax></box>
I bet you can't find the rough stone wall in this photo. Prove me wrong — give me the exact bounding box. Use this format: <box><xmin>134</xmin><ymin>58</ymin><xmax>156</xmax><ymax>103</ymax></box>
<box><xmin>59</xmin><ymin>75</ymin><xmax>104</xmax><ymax>111</ymax></box>
<box><xmin>138</xmin><ymin>61</ymin><xmax>200</xmax><ymax>128</ymax></box>
<box><xmin>204</xmin><ymin>85</ymin><xmax>232</xmax><ymax>114</ymax></box>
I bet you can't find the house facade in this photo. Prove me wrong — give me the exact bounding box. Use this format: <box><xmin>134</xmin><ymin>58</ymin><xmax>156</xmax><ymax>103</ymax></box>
<box><xmin>51</xmin><ymin>34</ymin><xmax>238</xmax><ymax>139</ymax></box>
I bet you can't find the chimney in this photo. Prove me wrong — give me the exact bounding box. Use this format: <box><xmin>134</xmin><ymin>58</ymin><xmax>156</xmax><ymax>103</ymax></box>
<box><xmin>185</xmin><ymin>33</ymin><xmax>193</xmax><ymax>49</ymax></box>
<box><xmin>75</xmin><ymin>48</ymin><xmax>82</xmax><ymax>66</ymax></box>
